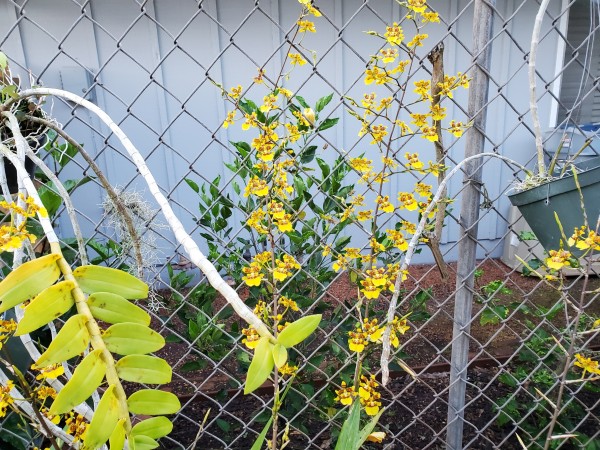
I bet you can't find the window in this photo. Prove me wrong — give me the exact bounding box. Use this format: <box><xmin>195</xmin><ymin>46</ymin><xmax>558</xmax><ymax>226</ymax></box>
<box><xmin>558</xmin><ymin>0</ymin><xmax>600</xmax><ymax>124</ymax></box>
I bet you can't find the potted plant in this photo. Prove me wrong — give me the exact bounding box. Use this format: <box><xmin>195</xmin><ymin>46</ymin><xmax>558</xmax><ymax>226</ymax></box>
<box><xmin>507</xmin><ymin>0</ymin><xmax>600</xmax><ymax>254</ymax></box>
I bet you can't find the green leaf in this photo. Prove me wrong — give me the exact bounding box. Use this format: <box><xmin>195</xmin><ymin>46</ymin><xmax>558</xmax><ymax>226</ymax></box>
<box><xmin>232</xmin><ymin>141</ymin><xmax>251</xmax><ymax>158</ymax></box>
<box><xmin>185</xmin><ymin>178</ymin><xmax>200</xmax><ymax>193</ymax></box>
<box><xmin>316</xmin><ymin>158</ymin><xmax>330</xmax><ymax>179</ymax></box>
<box><xmin>35</xmin><ymin>314</ymin><xmax>90</xmax><ymax>367</ymax></box>
<box><xmin>0</xmin><ymin>253</ymin><xmax>61</xmax><ymax>314</ymax></box>
<box><xmin>73</xmin><ymin>265</ymin><xmax>148</xmax><ymax>299</ymax></box>
<box><xmin>300</xmin><ymin>145</ymin><xmax>317</xmax><ymax>164</ymax></box>
<box><xmin>295</xmin><ymin>95</ymin><xmax>310</xmax><ymax>108</ymax></box>
<box><xmin>277</xmin><ymin>314</ymin><xmax>321</xmax><ymax>348</ymax></box>
<box><xmin>356</xmin><ymin>411</ymin><xmax>383</xmax><ymax>448</ymax></box>
<box><xmin>15</xmin><ymin>280</ymin><xmax>75</xmax><ymax>336</ymax></box>
<box><xmin>103</xmin><ymin>323</ymin><xmax>165</xmax><ymax>355</ymax></box>
<box><xmin>250</xmin><ymin>416</ymin><xmax>273</xmax><ymax>450</ymax></box>
<box><xmin>127</xmin><ymin>390</ymin><xmax>181</xmax><ymax>415</ymax></box>
<box><xmin>244</xmin><ymin>336</ymin><xmax>274</xmax><ymax>394</ymax></box>
<box><xmin>133</xmin><ymin>435</ymin><xmax>159</xmax><ymax>450</ymax></box>
<box><xmin>63</xmin><ymin>177</ymin><xmax>94</xmax><ymax>193</ymax></box>
<box><xmin>131</xmin><ymin>417</ymin><xmax>173</xmax><ymax>440</ymax></box>
<box><xmin>84</xmin><ymin>385</ymin><xmax>120</xmax><ymax>450</ymax></box>
<box><xmin>0</xmin><ymin>52</ymin><xmax>7</xmax><ymax>70</ymax></box>
<box><xmin>518</xmin><ymin>230</ymin><xmax>537</xmax><ymax>241</ymax></box>
<box><xmin>49</xmin><ymin>349</ymin><xmax>106</xmax><ymax>415</ymax></box>
<box><xmin>315</xmin><ymin>93</ymin><xmax>334</xmax><ymax>112</ymax></box>
<box><xmin>271</xmin><ymin>343</ymin><xmax>288</xmax><ymax>368</ymax></box>
<box><xmin>334</xmin><ymin>400</ymin><xmax>360</xmax><ymax>450</ymax></box>
<box><xmin>479</xmin><ymin>306</ymin><xmax>507</xmax><ymax>326</ymax></box>
<box><xmin>49</xmin><ymin>142</ymin><xmax>80</xmax><ymax>168</ymax></box>
<box><xmin>116</xmin><ymin>355</ymin><xmax>172</xmax><ymax>384</ymax></box>
<box><xmin>317</xmin><ymin>117</ymin><xmax>339</xmax><ymax>131</ymax></box>
<box><xmin>37</xmin><ymin>183</ymin><xmax>63</xmax><ymax>217</ymax></box>
<box><xmin>216</xmin><ymin>418</ymin><xmax>231</xmax><ymax>432</ymax></box>
<box><xmin>294</xmin><ymin>175</ymin><xmax>306</xmax><ymax>198</ymax></box>
<box><xmin>109</xmin><ymin>419</ymin><xmax>126</xmax><ymax>450</ymax></box>
<box><xmin>88</xmin><ymin>292</ymin><xmax>150</xmax><ymax>325</ymax></box>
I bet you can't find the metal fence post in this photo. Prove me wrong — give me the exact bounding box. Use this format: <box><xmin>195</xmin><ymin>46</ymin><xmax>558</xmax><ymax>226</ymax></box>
<box><xmin>446</xmin><ymin>1</ymin><xmax>496</xmax><ymax>449</ymax></box>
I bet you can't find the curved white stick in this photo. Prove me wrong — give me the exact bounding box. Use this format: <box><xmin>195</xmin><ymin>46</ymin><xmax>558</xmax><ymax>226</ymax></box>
<box><xmin>380</xmin><ymin>152</ymin><xmax>528</xmax><ymax>385</ymax></box>
<box><xmin>16</xmin><ymin>88</ymin><xmax>273</xmax><ymax>341</ymax></box>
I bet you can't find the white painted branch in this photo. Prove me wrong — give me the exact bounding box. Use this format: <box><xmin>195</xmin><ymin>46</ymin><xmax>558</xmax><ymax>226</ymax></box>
<box><xmin>380</xmin><ymin>152</ymin><xmax>528</xmax><ymax>385</ymax></box>
<box><xmin>530</xmin><ymin>0</ymin><xmax>551</xmax><ymax>177</ymax></box>
<box><xmin>0</xmin><ymin>159</ymin><xmax>11</xmax><ymax>200</ymax></box>
<box><xmin>2</xmin><ymin>111</ymin><xmax>28</xmax><ymax>267</ymax></box>
<box><xmin>24</xmin><ymin>148</ymin><xmax>89</xmax><ymax>265</ymax></box>
<box><xmin>16</xmin><ymin>88</ymin><xmax>274</xmax><ymax>341</ymax></box>
<box><xmin>0</xmin><ymin>146</ymin><xmax>58</xmax><ymax>243</ymax></box>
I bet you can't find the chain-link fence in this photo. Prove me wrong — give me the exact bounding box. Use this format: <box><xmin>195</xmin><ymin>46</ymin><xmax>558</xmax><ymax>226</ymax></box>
<box><xmin>1</xmin><ymin>0</ymin><xmax>600</xmax><ymax>449</ymax></box>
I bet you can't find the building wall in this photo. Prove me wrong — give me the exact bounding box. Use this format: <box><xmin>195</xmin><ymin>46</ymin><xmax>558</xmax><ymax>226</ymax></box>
<box><xmin>0</xmin><ymin>0</ymin><xmax>566</xmax><ymax>265</ymax></box>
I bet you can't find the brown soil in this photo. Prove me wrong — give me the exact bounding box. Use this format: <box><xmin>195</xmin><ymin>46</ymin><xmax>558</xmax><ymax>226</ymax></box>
<box><xmin>150</xmin><ymin>259</ymin><xmax>600</xmax><ymax>449</ymax></box>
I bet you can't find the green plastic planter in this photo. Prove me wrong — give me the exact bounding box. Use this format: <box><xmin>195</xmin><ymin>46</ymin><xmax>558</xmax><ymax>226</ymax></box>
<box><xmin>508</xmin><ymin>157</ymin><xmax>600</xmax><ymax>254</ymax></box>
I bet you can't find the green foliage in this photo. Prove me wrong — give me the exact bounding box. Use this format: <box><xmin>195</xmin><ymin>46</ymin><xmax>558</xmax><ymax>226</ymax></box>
<box><xmin>475</xmin><ymin>276</ymin><xmax>513</xmax><ymax>326</ymax></box>
<box><xmin>165</xmin><ymin>264</ymin><xmax>232</xmax><ymax>365</ymax></box>
<box><xmin>0</xmin><ymin>254</ymin><xmax>177</xmax><ymax>449</ymax></box>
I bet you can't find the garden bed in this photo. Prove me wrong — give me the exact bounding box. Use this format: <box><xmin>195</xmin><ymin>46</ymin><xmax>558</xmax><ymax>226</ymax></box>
<box><xmin>149</xmin><ymin>259</ymin><xmax>600</xmax><ymax>448</ymax></box>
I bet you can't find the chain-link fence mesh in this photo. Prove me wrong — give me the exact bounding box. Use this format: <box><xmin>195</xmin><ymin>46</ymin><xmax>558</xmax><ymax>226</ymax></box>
<box><xmin>1</xmin><ymin>0</ymin><xmax>600</xmax><ymax>449</ymax></box>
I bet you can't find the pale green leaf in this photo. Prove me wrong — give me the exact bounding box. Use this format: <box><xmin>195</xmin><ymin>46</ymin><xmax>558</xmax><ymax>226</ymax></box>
<box><xmin>244</xmin><ymin>336</ymin><xmax>274</xmax><ymax>394</ymax></box>
<box><xmin>277</xmin><ymin>314</ymin><xmax>321</xmax><ymax>348</ymax></box>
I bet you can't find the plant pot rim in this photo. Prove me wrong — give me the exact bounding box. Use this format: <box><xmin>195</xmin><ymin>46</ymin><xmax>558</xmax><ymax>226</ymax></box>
<box><xmin>508</xmin><ymin>157</ymin><xmax>600</xmax><ymax>207</ymax></box>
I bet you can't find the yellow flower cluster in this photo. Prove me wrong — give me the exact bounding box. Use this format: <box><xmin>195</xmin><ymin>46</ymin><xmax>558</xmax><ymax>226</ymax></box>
<box><xmin>0</xmin><ymin>319</ymin><xmax>17</xmax><ymax>350</ymax></box>
<box><xmin>359</xmin><ymin>374</ymin><xmax>382</xmax><ymax>416</ymax></box>
<box><xmin>334</xmin><ymin>381</ymin><xmax>356</xmax><ymax>406</ymax></box>
<box><xmin>241</xmin><ymin>326</ymin><xmax>261</xmax><ymax>349</ymax></box>
<box><xmin>278</xmin><ymin>363</ymin><xmax>298</xmax><ymax>376</ymax></box>
<box><xmin>545</xmin><ymin>249</ymin><xmax>571</xmax><ymax>271</ymax></box>
<box><xmin>0</xmin><ymin>380</ymin><xmax>14</xmax><ymax>418</ymax></box>
<box><xmin>33</xmin><ymin>363</ymin><xmax>64</xmax><ymax>380</ymax></box>
<box><xmin>65</xmin><ymin>412</ymin><xmax>88</xmax><ymax>442</ymax></box>
<box><xmin>0</xmin><ymin>194</ymin><xmax>47</xmax><ymax>218</ymax></box>
<box><xmin>567</xmin><ymin>226</ymin><xmax>600</xmax><ymax>251</ymax></box>
<box><xmin>0</xmin><ymin>194</ymin><xmax>48</xmax><ymax>252</ymax></box>
<box><xmin>574</xmin><ymin>353</ymin><xmax>600</xmax><ymax>377</ymax></box>
<box><xmin>242</xmin><ymin>253</ymin><xmax>300</xmax><ymax>287</ymax></box>
<box><xmin>348</xmin><ymin>318</ymin><xmax>384</xmax><ymax>352</ymax></box>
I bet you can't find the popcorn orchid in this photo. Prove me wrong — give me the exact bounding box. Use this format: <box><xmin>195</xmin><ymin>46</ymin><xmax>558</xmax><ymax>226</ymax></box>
<box><xmin>0</xmin><ymin>381</ymin><xmax>15</xmax><ymax>418</ymax></box>
<box><xmin>379</xmin><ymin>48</ymin><xmax>398</xmax><ymax>64</ymax></box>
<box><xmin>384</xmin><ymin>22</ymin><xmax>404</xmax><ymax>46</ymax></box>
<box><xmin>348</xmin><ymin>327</ymin><xmax>368</xmax><ymax>352</ymax></box>
<box><xmin>34</xmin><ymin>363</ymin><xmax>64</xmax><ymax>380</ymax></box>
<box><xmin>229</xmin><ymin>84</ymin><xmax>243</xmax><ymax>99</ymax></box>
<box><xmin>398</xmin><ymin>192</ymin><xmax>418</xmax><ymax>211</ymax></box>
<box><xmin>242</xmin><ymin>326</ymin><xmax>261</xmax><ymax>349</ymax></box>
<box><xmin>387</xmin><ymin>229</ymin><xmax>409</xmax><ymax>251</ymax></box>
<box><xmin>297</xmin><ymin>19</ymin><xmax>316</xmax><ymax>33</ymax></box>
<box><xmin>407</xmin><ymin>33</ymin><xmax>428</xmax><ymax>48</ymax></box>
<box><xmin>242</xmin><ymin>262</ymin><xmax>264</xmax><ymax>287</ymax></box>
<box><xmin>545</xmin><ymin>249</ymin><xmax>571</xmax><ymax>271</ymax></box>
<box><xmin>334</xmin><ymin>381</ymin><xmax>356</xmax><ymax>406</ymax></box>
<box><xmin>364</xmin><ymin>67</ymin><xmax>392</xmax><ymax>86</ymax></box>
<box><xmin>407</xmin><ymin>0</ymin><xmax>427</xmax><ymax>13</ymax></box>
<box><xmin>289</xmin><ymin>52</ymin><xmax>307</xmax><ymax>66</ymax></box>
<box><xmin>244</xmin><ymin>177</ymin><xmax>269</xmax><ymax>197</ymax></box>
<box><xmin>360</xmin><ymin>278</ymin><xmax>382</xmax><ymax>299</ymax></box>
<box><xmin>350</xmin><ymin>157</ymin><xmax>373</xmax><ymax>173</ymax></box>
<box><xmin>574</xmin><ymin>353</ymin><xmax>600</xmax><ymax>377</ymax></box>
<box><xmin>222</xmin><ymin>110</ymin><xmax>236</xmax><ymax>128</ymax></box>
